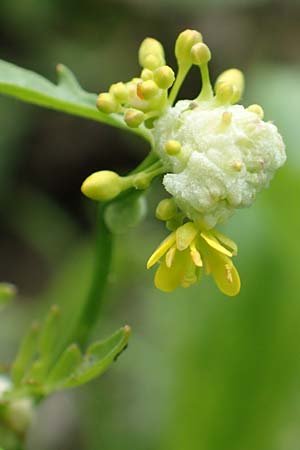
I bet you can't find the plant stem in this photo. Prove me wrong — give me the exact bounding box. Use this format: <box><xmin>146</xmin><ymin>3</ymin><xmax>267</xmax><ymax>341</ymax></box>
<box><xmin>72</xmin><ymin>203</ymin><xmax>113</xmax><ymax>347</ymax></box>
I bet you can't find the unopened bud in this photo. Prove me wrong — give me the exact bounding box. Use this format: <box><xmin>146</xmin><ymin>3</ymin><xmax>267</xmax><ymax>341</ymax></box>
<box><xmin>247</xmin><ymin>104</ymin><xmax>264</xmax><ymax>119</ymax></box>
<box><xmin>215</xmin><ymin>69</ymin><xmax>244</xmax><ymax>103</ymax></box>
<box><xmin>137</xmin><ymin>80</ymin><xmax>159</xmax><ymax>100</ymax></box>
<box><xmin>139</xmin><ymin>37</ymin><xmax>165</xmax><ymax>70</ymax></box>
<box><xmin>165</xmin><ymin>140</ymin><xmax>181</xmax><ymax>155</ymax></box>
<box><xmin>156</xmin><ymin>198</ymin><xmax>177</xmax><ymax>221</ymax></box>
<box><xmin>96</xmin><ymin>92</ymin><xmax>119</xmax><ymax>114</ymax></box>
<box><xmin>141</xmin><ymin>68</ymin><xmax>154</xmax><ymax>81</ymax></box>
<box><xmin>153</xmin><ymin>65</ymin><xmax>175</xmax><ymax>89</ymax></box>
<box><xmin>81</xmin><ymin>170</ymin><xmax>123</xmax><ymax>201</ymax></box>
<box><xmin>124</xmin><ymin>109</ymin><xmax>145</xmax><ymax>128</ymax></box>
<box><xmin>175</xmin><ymin>29</ymin><xmax>202</xmax><ymax>66</ymax></box>
<box><xmin>215</xmin><ymin>83</ymin><xmax>234</xmax><ymax>104</ymax></box>
<box><xmin>191</xmin><ymin>43</ymin><xmax>211</xmax><ymax>65</ymax></box>
<box><xmin>109</xmin><ymin>82</ymin><xmax>129</xmax><ymax>103</ymax></box>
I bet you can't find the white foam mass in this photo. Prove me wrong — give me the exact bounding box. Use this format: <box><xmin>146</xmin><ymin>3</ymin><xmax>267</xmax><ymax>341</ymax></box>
<box><xmin>153</xmin><ymin>100</ymin><xmax>286</xmax><ymax>228</ymax></box>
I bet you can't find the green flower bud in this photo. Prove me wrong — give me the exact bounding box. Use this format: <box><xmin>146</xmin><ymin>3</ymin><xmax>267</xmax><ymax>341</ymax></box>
<box><xmin>139</xmin><ymin>37</ymin><xmax>165</xmax><ymax>70</ymax></box>
<box><xmin>109</xmin><ymin>82</ymin><xmax>129</xmax><ymax>103</ymax></box>
<box><xmin>175</xmin><ymin>29</ymin><xmax>203</xmax><ymax>67</ymax></box>
<box><xmin>124</xmin><ymin>109</ymin><xmax>145</xmax><ymax>128</ymax></box>
<box><xmin>96</xmin><ymin>92</ymin><xmax>119</xmax><ymax>114</ymax></box>
<box><xmin>153</xmin><ymin>65</ymin><xmax>175</xmax><ymax>89</ymax></box>
<box><xmin>165</xmin><ymin>139</ymin><xmax>181</xmax><ymax>155</ymax></box>
<box><xmin>247</xmin><ymin>104</ymin><xmax>264</xmax><ymax>119</ymax></box>
<box><xmin>215</xmin><ymin>69</ymin><xmax>244</xmax><ymax>103</ymax></box>
<box><xmin>81</xmin><ymin>170</ymin><xmax>123</xmax><ymax>201</ymax></box>
<box><xmin>156</xmin><ymin>198</ymin><xmax>177</xmax><ymax>220</ymax></box>
<box><xmin>137</xmin><ymin>80</ymin><xmax>159</xmax><ymax>100</ymax></box>
<box><xmin>191</xmin><ymin>43</ymin><xmax>211</xmax><ymax>66</ymax></box>
<box><xmin>215</xmin><ymin>82</ymin><xmax>234</xmax><ymax>104</ymax></box>
<box><xmin>141</xmin><ymin>68</ymin><xmax>154</xmax><ymax>81</ymax></box>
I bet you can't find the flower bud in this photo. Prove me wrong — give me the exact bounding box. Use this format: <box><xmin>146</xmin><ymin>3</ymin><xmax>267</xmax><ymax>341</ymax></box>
<box><xmin>215</xmin><ymin>82</ymin><xmax>234</xmax><ymax>104</ymax></box>
<box><xmin>175</xmin><ymin>29</ymin><xmax>203</xmax><ymax>67</ymax></box>
<box><xmin>109</xmin><ymin>82</ymin><xmax>129</xmax><ymax>103</ymax></box>
<box><xmin>215</xmin><ymin>69</ymin><xmax>244</xmax><ymax>103</ymax></box>
<box><xmin>96</xmin><ymin>92</ymin><xmax>119</xmax><ymax>114</ymax></box>
<box><xmin>247</xmin><ymin>104</ymin><xmax>264</xmax><ymax>119</ymax></box>
<box><xmin>137</xmin><ymin>80</ymin><xmax>159</xmax><ymax>100</ymax></box>
<box><xmin>153</xmin><ymin>65</ymin><xmax>175</xmax><ymax>89</ymax></box>
<box><xmin>191</xmin><ymin>43</ymin><xmax>211</xmax><ymax>66</ymax></box>
<box><xmin>156</xmin><ymin>198</ymin><xmax>177</xmax><ymax>220</ymax></box>
<box><xmin>81</xmin><ymin>170</ymin><xmax>123</xmax><ymax>201</ymax></box>
<box><xmin>139</xmin><ymin>37</ymin><xmax>165</xmax><ymax>70</ymax></box>
<box><xmin>141</xmin><ymin>68</ymin><xmax>154</xmax><ymax>81</ymax></box>
<box><xmin>124</xmin><ymin>109</ymin><xmax>145</xmax><ymax>128</ymax></box>
<box><xmin>165</xmin><ymin>139</ymin><xmax>181</xmax><ymax>155</ymax></box>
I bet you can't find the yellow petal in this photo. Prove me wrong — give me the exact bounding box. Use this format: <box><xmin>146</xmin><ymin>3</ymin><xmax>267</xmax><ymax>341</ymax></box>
<box><xmin>190</xmin><ymin>242</ymin><xmax>203</xmax><ymax>267</ymax></box>
<box><xmin>165</xmin><ymin>245</ymin><xmax>176</xmax><ymax>268</ymax></box>
<box><xmin>154</xmin><ymin>249</ymin><xmax>197</xmax><ymax>292</ymax></box>
<box><xmin>176</xmin><ymin>222</ymin><xmax>199</xmax><ymax>251</ymax></box>
<box><xmin>207</xmin><ymin>250</ymin><xmax>241</xmax><ymax>296</ymax></box>
<box><xmin>210</xmin><ymin>229</ymin><xmax>238</xmax><ymax>255</ymax></box>
<box><xmin>200</xmin><ymin>231</ymin><xmax>232</xmax><ymax>257</ymax></box>
<box><xmin>147</xmin><ymin>232</ymin><xmax>176</xmax><ymax>269</ymax></box>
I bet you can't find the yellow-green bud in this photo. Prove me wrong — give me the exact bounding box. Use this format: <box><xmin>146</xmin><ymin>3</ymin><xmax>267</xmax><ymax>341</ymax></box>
<box><xmin>191</xmin><ymin>43</ymin><xmax>211</xmax><ymax>65</ymax></box>
<box><xmin>247</xmin><ymin>104</ymin><xmax>264</xmax><ymax>119</ymax></box>
<box><xmin>215</xmin><ymin>69</ymin><xmax>244</xmax><ymax>103</ymax></box>
<box><xmin>165</xmin><ymin>139</ymin><xmax>181</xmax><ymax>155</ymax></box>
<box><xmin>215</xmin><ymin>82</ymin><xmax>234</xmax><ymax>104</ymax></box>
<box><xmin>138</xmin><ymin>37</ymin><xmax>165</xmax><ymax>70</ymax></box>
<box><xmin>133</xmin><ymin>172</ymin><xmax>150</xmax><ymax>190</ymax></box>
<box><xmin>96</xmin><ymin>92</ymin><xmax>119</xmax><ymax>114</ymax></box>
<box><xmin>175</xmin><ymin>29</ymin><xmax>203</xmax><ymax>66</ymax></box>
<box><xmin>153</xmin><ymin>65</ymin><xmax>175</xmax><ymax>89</ymax></box>
<box><xmin>141</xmin><ymin>68</ymin><xmax>154</xmax><ymax>81</ymax></box>
<box><xmin>155</xmin><ymin>198</ymin><xmax>177</xmax><ymax>221</ymax></box>
<box><xmin>81</xmin><ymin>170</ymin><xmax>123</xmax><ymax>201</ymax></box>
<box><xmin>137</xmin><ymin>80</ymin><xmax>159</xmax><ymax>100</ymax></box>
<box><xmin>109</xmin><ymin>82</ymin><xmax>129</xmax><ymax>103</ymax></box>
<box><xmin>124</xmin><ymin>109</ymin><xmax>145</xmax><ymax>128</ymax></box>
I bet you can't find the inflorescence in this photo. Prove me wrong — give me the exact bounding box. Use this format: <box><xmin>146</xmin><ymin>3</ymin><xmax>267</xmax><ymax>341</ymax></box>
<box><xmin>81</xmin><ymin>29</ymin><xmax>286</xmax><ymax>296</ymax></box>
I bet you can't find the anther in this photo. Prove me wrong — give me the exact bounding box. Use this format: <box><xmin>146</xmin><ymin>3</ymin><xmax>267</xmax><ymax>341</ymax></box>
<box><xmin>124</xmin><ymin>109</ymin><xmax>145</xmax><ymax>128</ymax></box>
<box><xmin>137</xmin><ymin>80</ymin><xmax>159</xmax><ymax>100</ymax></box>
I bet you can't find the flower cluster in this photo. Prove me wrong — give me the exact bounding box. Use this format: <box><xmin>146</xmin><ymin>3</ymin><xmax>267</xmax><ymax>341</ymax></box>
<box><xmin>81</xmin><ymin>29</ymin><xmax>286</xmax><ymax>296</ymax></box>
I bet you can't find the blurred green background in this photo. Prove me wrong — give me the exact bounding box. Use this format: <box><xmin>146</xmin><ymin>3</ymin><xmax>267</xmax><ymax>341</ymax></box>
<box><xmin>1</xmin><ymin>0</ymin><xmax>300</xmax><ymax>449</ymax></box>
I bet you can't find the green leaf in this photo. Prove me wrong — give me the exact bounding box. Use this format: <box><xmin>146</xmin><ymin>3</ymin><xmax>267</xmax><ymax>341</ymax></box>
<box><xmin>62</xmin><ymin>325</ymin><xmax>131</xmax><ymax>388</ymax></box>
<box><xmin>105</xmin><ymin>192</ymin><xmax>147</xmax><ymax>234</ymax></box>
<box><xmin>45</xmin><ymin>344</ymin><xmax>82</xmax><ymax>392</ymax></box>
<box><xmin>11</xmin><ymin>322</ymin><xmax>40</xmax><ymax>386</ymax></box>
<box><xmin>0</xmin><ymin>60</ymin><xmax>149</xmax><ymax>141</ymax></box>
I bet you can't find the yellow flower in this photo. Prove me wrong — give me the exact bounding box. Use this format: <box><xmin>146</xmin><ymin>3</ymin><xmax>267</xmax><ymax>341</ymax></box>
<box><xmin>147</xmin><ymin>222</ymin><xmax>240</xmax><ymax>296</ymax></box>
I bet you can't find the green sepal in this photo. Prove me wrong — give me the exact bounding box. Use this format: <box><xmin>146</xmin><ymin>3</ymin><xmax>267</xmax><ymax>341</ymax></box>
<box><xmin>11</xmin><ymin>322</ymin><xmax>40</xmax><ymax>386</ymax></box>
<box><xmin>62</xmin><ymin>325</ymin><xmax>131</xmax><ymax>388</ymax></box>
<box><xmin>105</xmin><ymin>192</ymin><xmax>147</xmax><ymax>234</ymax></box>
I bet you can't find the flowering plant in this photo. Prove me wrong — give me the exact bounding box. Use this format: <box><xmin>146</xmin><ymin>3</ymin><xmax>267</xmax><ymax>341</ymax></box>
<box><xmin>0</xmin><ymin>29</ymin><xmax>285</xmax><ymax>448</ymax></box>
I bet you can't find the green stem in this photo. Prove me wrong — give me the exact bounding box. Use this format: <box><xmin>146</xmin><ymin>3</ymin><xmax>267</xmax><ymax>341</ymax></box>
<box><xmin>72</xmin><ymin>203</ymin><xmax>113</xmax><ymax>347</ymax></box>
<box><xmin>168</xmin><ymin>64</ymin><xmax>190</xmax><ymax>106</ymax></box>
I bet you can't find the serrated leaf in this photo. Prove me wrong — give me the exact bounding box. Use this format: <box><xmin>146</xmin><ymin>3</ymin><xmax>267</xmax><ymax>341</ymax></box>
<box><xmin>11</xmin><ymin>322</ymin><xmax>40</xmax><ymax>386</ymax></box>
<box><xmin>0</xmin><ymin>60</ymin><xmax>131</xmax><ymax>133</ymax></box>
<box><xmin>45</xmin><ymin>344</ymin><xmax>82</xmax><ymax>392</ymax></box>
<box><xmin>62</xmin><ymin>325</ymin><xmax>131</xmax><ymax>388</ymax></box>
<box><xmin>105</xmin><ymin>192</ymin><xmax>147</xmax><ymax>234</ymax></box>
